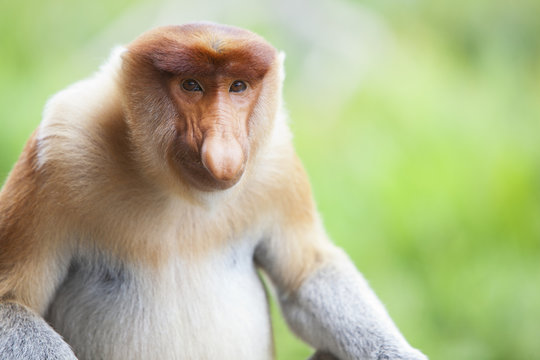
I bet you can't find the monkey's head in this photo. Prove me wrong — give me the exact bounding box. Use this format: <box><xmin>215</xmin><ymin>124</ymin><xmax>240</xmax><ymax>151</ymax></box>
<box><xmin>120</xmin><ymin>23</ymin><xmax>280</xmax><ymax>193</ymax></box>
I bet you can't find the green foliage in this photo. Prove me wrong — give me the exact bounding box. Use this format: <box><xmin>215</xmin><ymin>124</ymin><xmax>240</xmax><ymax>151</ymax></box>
<box><xmin>1</xmin><ymin>1</ymin><xmax>539</xmax><ymax>359</ymax></box>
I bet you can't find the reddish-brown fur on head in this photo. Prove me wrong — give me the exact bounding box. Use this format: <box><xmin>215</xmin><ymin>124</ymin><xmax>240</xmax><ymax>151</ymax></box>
<box><xmin>120</xmin><ymin>23</ymin><xmax>278</xmax><ymax>192</ymax></box>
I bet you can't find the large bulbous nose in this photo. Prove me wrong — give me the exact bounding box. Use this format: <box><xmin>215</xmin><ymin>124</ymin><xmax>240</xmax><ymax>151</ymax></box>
<box><xmin>201</xmin><ymin>135</ymin><xmax>245</xmax><ymax>185</ymax></box>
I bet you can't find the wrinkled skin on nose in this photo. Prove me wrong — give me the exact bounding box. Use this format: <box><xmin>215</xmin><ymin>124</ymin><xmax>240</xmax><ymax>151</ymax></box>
<box><xmin>169</xmin><ymin>87</ymin><xmax>253</xmax><ymax>192</ymax></box>
<box><xmin>124</xmin><ymin>24</ymin><xmax>277</xmax><ymax>193</ymax></box>
<box><xmin>193</xmin><ymin>92</ymin><xmax>250</xmax><ymax>190</ymax></box>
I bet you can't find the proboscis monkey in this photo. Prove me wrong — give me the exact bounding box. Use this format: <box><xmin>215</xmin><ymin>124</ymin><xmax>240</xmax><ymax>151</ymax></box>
<box><xmin>0</xmin><ymin>23</ymin><xmax>427</xmax><ymax>360</ymax></box>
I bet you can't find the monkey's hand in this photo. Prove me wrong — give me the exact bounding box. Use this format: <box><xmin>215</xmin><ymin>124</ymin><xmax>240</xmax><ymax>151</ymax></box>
<box><xmin>309</xmin><ymin>347</ymin><xmax>427</xmax><ymax>360</ymax></box>
<box><xmin>0</xmin><ymin>302</ymin><xmax>77</xmax><ymax>360</ymax></box>
<box><xmin>308</xmin><ymin>350</ymin><xmax>339</xmax><ymax>360</ymax></box>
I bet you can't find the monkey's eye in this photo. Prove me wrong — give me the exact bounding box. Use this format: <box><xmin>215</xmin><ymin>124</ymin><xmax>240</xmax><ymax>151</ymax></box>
<box><xmin>229</xmin><ymin>80</ymin><xmax>247</xmax><ymax>93</ymax></box>
<box><xmin>182</xmin><ymin>79</ymin><xmax>202</xmax><ymax>92</ymax></box>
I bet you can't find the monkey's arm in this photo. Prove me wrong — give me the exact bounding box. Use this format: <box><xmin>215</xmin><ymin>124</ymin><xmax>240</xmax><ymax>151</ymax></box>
<box><xmin>0</xmin><ymin>134</ymin><xmax>77</xmax><ymax>359</ymax></box>
<box><xmin>0</xmin><ymin>303</ymin><xmax>77</xmax><ymax>360</ymax></box>
<box><xmin>255</xmin><ymin>156</ymin><xmax>427</xmax><ymax>360</ymax></box>
<box><xmin>281</xmin><ymin>251</ymin><xmax>426</xmax><ymax>360</ymax></box>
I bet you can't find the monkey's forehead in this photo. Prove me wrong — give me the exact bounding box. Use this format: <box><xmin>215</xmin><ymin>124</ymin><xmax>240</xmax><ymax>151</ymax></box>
<box><xmin>125</xmin><ymin>23</ymin><xmax>278</xmax><ymax>80</ymax></box>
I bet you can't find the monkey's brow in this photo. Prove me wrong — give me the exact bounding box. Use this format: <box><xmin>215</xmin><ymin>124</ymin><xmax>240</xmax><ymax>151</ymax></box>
<box><xmin>152</xmin><ymin>49</ymin><xmax>270</xmax><ymax>80</ymax></box>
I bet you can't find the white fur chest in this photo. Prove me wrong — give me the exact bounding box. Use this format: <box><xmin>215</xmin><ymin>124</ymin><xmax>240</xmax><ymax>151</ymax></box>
<box><xmin>46</xmin><ymin>236</ymin><xmax>273</xmax><ymax>360</ymax></box>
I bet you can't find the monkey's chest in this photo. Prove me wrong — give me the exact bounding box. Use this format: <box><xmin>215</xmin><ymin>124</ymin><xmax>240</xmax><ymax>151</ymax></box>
<box><xmin>46</xmin><ymin>248</ymin><xmax>273</xmax><ymax>360</ymax></box>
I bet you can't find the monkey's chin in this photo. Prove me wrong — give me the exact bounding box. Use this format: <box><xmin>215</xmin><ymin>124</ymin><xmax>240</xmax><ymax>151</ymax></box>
<box><xmin>195</xmin><ymin>176</ymin><xmax>242</xmax><ymax>192</ymax></box>
<box><xmin>177</xmin><ymin>162</ymin><xmax>244</xmax><ymax>192</ymax></box>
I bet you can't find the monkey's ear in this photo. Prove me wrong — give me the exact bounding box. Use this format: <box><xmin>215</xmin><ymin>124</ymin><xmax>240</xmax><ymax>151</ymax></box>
<box><xmin>278</xmin><ymin>51</ymin><xmax>286</xmax><ymax>82</ymax></box>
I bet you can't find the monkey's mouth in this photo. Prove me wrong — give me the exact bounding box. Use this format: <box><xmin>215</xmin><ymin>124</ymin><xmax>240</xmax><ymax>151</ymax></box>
<box><xmin>183</xmin><ymin>159</ymin><xmax>244</xmax><ymax>191</ymax></box>
<box><xmin>169</xmin><ymin>132</ymin><xmax>247</xmax><ymax>191</ymax></box>
<box><xmin>170</xmin><ymin>153</ymin><xmax>244</xmax><ymax>192</ymax></box>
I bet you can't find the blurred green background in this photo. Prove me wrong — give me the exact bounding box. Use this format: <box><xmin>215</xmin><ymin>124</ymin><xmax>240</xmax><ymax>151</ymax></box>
<box><xmin>1</xmin><ymin>0</ymin><xmax>539</xmax><ymax>359</ymax></box>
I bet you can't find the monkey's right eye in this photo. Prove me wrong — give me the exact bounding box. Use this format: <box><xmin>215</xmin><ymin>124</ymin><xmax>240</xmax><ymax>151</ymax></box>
<box><xmin>182</xmin><ymin>79</ymin><xmax>202</xmax><ymax>92</ymax></box>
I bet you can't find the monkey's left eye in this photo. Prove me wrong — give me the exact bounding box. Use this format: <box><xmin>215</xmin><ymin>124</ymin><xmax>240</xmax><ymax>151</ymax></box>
<box><xmin>229</xmin><ymin>81</ymin><xmax>247</xmax><ymax>93</ymax></box>
<box><xmin>182</xmin><ymin>79</ymin><xmax>202</xmax><ymax>92</ymax></box>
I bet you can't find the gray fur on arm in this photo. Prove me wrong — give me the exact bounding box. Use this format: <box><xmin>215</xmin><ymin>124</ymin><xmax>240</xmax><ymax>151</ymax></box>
<box><xmin>0</xmin><ymin>302</ymin><xmax>77</xmax><ymax>360</ymax></box>
<box><xmin>281</xmin><ymin>259</ymin><xmax>428</xmax><ymax>360</ymax></box>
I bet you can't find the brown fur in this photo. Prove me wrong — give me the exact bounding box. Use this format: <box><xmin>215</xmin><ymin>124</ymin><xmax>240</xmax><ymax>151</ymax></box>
<box><xmin>0</xmin><ymin>21</ymin><xmax>327</xmax><ymax>320</ymax></box>
<box><xmin>0</xmin><ymin>133</ymin><xmax>72</xmax><ymax>313</ymax></box>
<box><xmin>129</xmin><ymin>24</ymin><xmax>275</xmax><ymax>80</ymax></box>
<box><xmin>120</xmin><ymin>24</ymin><xmax>277</xmax><ymax>192</ymax></box>
<box><xmin>0</xmin><ymin>23</ymin><xmax>427</xmax><ymax>360</ymax></box>
<box><xmin>249</xmin><ymin>151</ymin><xmax>343</xmax><ymax>292</ymax></box>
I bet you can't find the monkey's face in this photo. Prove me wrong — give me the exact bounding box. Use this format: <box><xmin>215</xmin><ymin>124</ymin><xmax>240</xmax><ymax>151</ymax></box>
<box><xmin>122</xmin><ymin>23</ymin><xmax>278</xmax><ymax>192</ymax></box>
<box><xmin>166</xmin><ymin>74</ymin><xmax>262</xmax><ymax>191</ymax></box>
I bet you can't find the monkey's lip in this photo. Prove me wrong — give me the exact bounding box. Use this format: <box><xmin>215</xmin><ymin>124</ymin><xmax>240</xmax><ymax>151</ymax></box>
<box><xmin>178</xmin><ymin>160</ymin><xmax>244</xmax><ymax>192</ymax></box>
